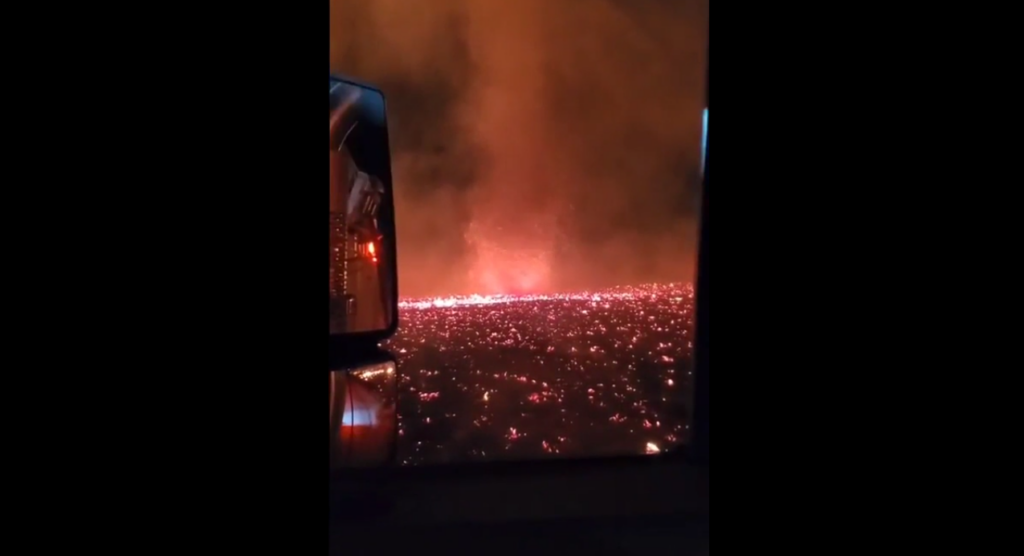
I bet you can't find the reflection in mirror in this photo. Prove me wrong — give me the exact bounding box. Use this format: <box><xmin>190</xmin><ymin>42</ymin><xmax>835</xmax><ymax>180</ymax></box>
<box><xmin>329</xmin><ymin>77</ymin><xmax>396</xmax><ymax>335</ymax></box>
<box><xmin>329</xmin><ymin>359</ymin><xmax>397</xmax><ymax>468</ymax></box>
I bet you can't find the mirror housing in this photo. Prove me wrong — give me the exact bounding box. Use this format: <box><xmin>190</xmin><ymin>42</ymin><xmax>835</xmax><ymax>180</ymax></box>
<box><xmin>329</xmin><ymin>75</ymin><xmax>399</xmax><ymax>352</ymax></box>
<box><xmin>329</xmin><ymin>351</ymin><xmax>398</xmax><ymax>470</ymax></box>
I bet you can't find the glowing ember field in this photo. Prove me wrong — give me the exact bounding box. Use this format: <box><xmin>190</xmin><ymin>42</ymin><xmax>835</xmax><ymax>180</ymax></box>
<box><xmin>382</xmin><ymin>282</ymin><xmax>696</xmax><ymax>466</ymax></box>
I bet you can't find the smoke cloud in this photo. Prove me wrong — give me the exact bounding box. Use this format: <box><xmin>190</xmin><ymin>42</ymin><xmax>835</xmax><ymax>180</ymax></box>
<box><xmin>331</xmin><ymin>0</ymin><xmax>708</xmax><ymax>298</ymax></box>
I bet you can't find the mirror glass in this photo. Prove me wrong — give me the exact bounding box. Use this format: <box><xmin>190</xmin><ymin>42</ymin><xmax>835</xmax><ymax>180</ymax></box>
<box><xmin>329</xmin><ymin>76</ymin><xmax>397</xmax><ymax>336</ymax></box>
<box><xmin>329</xmin><ymin>359</ymin><xmax>398</xmax><ymax>468</ymax></box>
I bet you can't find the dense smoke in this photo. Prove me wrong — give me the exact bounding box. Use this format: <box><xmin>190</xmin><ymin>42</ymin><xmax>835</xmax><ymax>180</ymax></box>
<box><xmin>330</xmin><ymin>0</ymin><xmax>708</xmax><ymax>298</ymax></box>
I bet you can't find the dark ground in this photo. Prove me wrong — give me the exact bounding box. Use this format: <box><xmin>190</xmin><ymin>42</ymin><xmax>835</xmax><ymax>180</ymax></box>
<box><xmin>373</xmin><ymin>282</ymin><xmax>695</xmax><ymax>465</ymax></box>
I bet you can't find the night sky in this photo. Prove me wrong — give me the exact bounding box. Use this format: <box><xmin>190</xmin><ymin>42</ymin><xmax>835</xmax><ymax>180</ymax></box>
<box><xmin>330</xmin><ymin>0</ymin><xmax>708</xmax><ymax>298</ymax></box>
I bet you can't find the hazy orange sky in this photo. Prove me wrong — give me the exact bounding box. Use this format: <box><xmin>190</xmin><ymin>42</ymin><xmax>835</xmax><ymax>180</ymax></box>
<box><xmin>331</xmin><ymin>0</ymin><xmax>708</xmax><ymax>297</ymax></box>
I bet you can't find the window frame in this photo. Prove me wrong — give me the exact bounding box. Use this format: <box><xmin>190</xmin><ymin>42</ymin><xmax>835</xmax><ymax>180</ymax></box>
<box><xmin>330</xmin><ymin>45</ymin><xmax>709</xmax><ymax>503</ymax></box>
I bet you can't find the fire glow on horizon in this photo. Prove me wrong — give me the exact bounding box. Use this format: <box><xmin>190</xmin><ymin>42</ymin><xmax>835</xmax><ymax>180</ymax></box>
<box><xmin>399</xmin><ymin>282</ymin><xmax>693</xmax><ymax>310</ymax></box>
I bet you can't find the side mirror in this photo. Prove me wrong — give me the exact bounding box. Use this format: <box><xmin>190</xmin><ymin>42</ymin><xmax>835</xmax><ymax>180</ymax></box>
<box><xmin>329</xmin><ymin>75</ymin><xmax>398</xmax><ymax>346</ymax></box>
<box><xmin>329</xmin><ymin>353</ymin><xmax>398</xmax><ymax>469</ymax></box>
